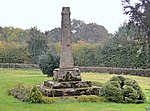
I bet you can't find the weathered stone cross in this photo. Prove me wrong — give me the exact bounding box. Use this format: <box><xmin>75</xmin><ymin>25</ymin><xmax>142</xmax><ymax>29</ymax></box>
<box><xmin>37</xmin><ymin>7</ymin><xmax>100</xmax><ymax>97</ymax></box>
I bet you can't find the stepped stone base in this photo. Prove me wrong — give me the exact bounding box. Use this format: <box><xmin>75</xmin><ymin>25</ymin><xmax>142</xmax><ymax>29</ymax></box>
<box><xmin>44</xmin><ymin>80</ymin><xmax>92</xmax><ymax>88</ymax></box>
<box><xmin>37</xmin><ymin>80</ymin><xmax>101</xmax><ymax>97</ymax></box>
<box><xmin>37</xmin><ymin>68</ymin><xmax>101</xmax><ymax>97</ymax></box>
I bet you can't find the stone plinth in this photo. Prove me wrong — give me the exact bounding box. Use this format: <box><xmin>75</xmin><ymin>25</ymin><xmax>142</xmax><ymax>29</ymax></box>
<box><xmin>44</xmin><ymin>80</ymin><xmax>92</xmax><ymax>88</ymax></box>
<box><xmin>53</xmin><ymin>68</ymin><xmax>81</xmax><ymax>82</ymax></box>
<box><xmin>37</xmin><ymin>80</ymin><xmax>101</xmax><ymax>97</ymax></box>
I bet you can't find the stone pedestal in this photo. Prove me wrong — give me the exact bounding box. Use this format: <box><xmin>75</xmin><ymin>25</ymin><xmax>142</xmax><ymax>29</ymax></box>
<box><xmin>37</xmin><ymin>80</ymin><xmax>101</xmax><ymax>97</ymax></box>
<box><xmin>37</xmin><ymin>67</ymin><xmax>101</xmax><ymax>97</ymax></box>
<box><xmin>53</xmin><ymin>68</ymin><xmax>81</xmax><ymax>82</ymax></box>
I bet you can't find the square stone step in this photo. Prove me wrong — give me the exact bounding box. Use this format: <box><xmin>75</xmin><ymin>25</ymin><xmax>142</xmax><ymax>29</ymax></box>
<box><xmin>44</xmin><ymin>80</ymin><xmax>92</xmax><ymax>89</ymax></box>
<box><xmin>36</xmin><ymin>84</ymin><xmax>101</xmax><ymax>97</ymax></box>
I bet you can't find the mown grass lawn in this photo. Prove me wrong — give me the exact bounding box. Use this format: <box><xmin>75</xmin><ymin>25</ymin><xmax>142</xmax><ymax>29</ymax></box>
<box><xmin>0</xmin><ymin>68</ymin><xmax>149</xmax><ymax>111</ymax></box>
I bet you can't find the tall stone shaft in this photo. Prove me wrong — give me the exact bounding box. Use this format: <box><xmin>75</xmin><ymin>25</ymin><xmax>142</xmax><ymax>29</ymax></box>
<box><xmin>60</xmin><ymin>7</ymin><xmax>74</xmax><ymax>68</ymax></box>
<box><xmin>53</xmin><ymin>7</ymin><xmax>81</xmax><ymax>82</ymax></box>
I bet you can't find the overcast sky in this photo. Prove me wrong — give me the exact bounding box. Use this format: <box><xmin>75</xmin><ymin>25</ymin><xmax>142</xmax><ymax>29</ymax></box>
<box><xmin>0</xmin><ymin>0</ymin><xmax>138</xmax><ymax>33</ymax></box>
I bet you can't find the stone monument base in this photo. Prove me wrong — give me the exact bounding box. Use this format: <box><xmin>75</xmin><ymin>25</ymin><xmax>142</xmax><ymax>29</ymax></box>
<box><xmin>37</xmin><ymin>67</ymin><xmax>101</xmax><ymax>97</ymax></box>
<box><xmin>37</xmin><ymin>80</ymin><xmax>101</xmax><ymax>97</ymax></box>
<box><xmin>53</xmin><ymin>68</ymin><xmax>81</xmax><ymax>82</ymax></box>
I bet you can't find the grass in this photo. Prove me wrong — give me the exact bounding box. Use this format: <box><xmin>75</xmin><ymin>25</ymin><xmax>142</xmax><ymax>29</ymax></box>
<box><xmin>0</xmin><ymin>68</ymin><xmax>150</xmax><ymax>111</ymax></box>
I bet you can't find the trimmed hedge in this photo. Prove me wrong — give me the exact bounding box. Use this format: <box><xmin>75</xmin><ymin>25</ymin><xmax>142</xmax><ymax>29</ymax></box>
<box><xmin>78</xmin><ymin>67</ymin><xmax>150</xmax><ymax>77</ymax></box>
<box><xmin>0</xmin><ymin>46</ymin><xmax>31</xmax><ymax>63</ymax></box>
<box><xmin>42</xmin><ymin>97</ymin><xmax>59</xmax><ymax>104</ymax></box>
<box><xmin>0</xmin><ymin>63</ymin><xmax>149</xmax><ymax>77</ymax></box>
<box><xmin>76</xmin><ymin>95</ymin><xmax>101</xmax><ymax>103</ymax></box>
<box><xmin>0</xmin><ymin>63</ymin><xmax>39</xmax><ymax>69</ymax></box>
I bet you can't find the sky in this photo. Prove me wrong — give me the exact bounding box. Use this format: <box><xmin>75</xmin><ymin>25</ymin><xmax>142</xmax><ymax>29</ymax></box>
<box><xmin>0</xmin><ymin>0</ymin><xmax>138</xmax><ymax>34</ymax></box>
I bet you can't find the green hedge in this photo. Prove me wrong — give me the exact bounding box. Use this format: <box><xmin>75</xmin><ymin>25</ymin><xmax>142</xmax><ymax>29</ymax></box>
<box><xmin>0</xmin><ymin>46</ymin><xmax>31</xmax><ymax>63</ymax></box>
<box><xmin>0</xmin><ymin>63</ymin><xmax>39</xmax><ymax>69</ymax></box>
<box><xmin>79</xmin><ymin>67</ymin><xmax>150</xmax><ymax>77</ymax></box>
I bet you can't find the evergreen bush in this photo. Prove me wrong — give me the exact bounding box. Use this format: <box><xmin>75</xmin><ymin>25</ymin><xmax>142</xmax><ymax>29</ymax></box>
<box><xmin>42</xmin><ymin>96</ymin><xmax>59</xmax><ymax>104</ymax></box>
<box><xmin>101</xmin><ymin>81</ymin><xmax>123</xmax><ymax>103</ymax></box>
<box><xmin>28</xmin><ymin>86</ymin><xmax>43</xmax><ymax>103</ymax></box>
<box><xmin>146</xmin><ymin>88</ymin><xmax>150</xmax><ymax>111</ymax></box>
<box><xmin>65</xmin><ymin>97</ymin><xmax>76</xmax><ymax>102</ymax></box>
<box><xmin>77</xmin><ymin>95</ymin><xmax>90</xmax><ymax>102</ymax></box>
<box><xmin>88</xmin><ymin>95</ymin><xmax>100</xmax><ymax>102</ymax></box>
<box><xmin>77</xmin><ymin>95</ymin><xmax>101</xmax><ymax>103</ymax></box>
<box><xmin>100</xmin><ymin>76</ymin><xmax>146</xmax><ymax>103</ymax></box>
<box><xmin>39</xmin><ymin>52</ymin><xmax>59</xmax><ymax>76</ymax></box>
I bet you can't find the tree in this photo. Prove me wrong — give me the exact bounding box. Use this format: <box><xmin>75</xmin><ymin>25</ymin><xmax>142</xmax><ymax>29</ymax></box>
<box><xmin>46</xmin><ymin>19</ymin><xmax>110</xmax><ymax>44</ymax></box>
<box><xmin>75</xmin><ymin>23</ymin><xmax>109</xmax><ymax>44</ymax></box>
<box><xmin>27</xmin><ymin>27</ymin><xmax>48</xmax><ymax>64</ymax></box>
<box><xmin>122</xmin><ymin>0</ymin><xmax>150</xmax><ymax>68</ymax></box>
<box><xmin>113</xmin><ymin>23</ymin><xmax>148</xmax><ymax>68</ymax></box>
<box><xmin>113</xmin><ymin>23</ymin><xmax>135</xmax><ymax>46</ymax></box>
<box><xmin>74</xmin><ymin>46</ymin><xmax>95</xmax><ymax>66</ymax></box>
<box><xmin>71</xmin><ymin>19</ymin><xmax>85</xmax><ymax>42</ymax></box>
<box><xmin>95</xmin><ymin>23</ymin><xmax>148</xmax><ymax>69</ymax></box>
<box><xmin>0</xmin><ymin>26</ymin><xmax>28</xmax><ymax>43</ymax></box>
<box><xmin>71</xmin><ymin>19</ymin><xmax>85</xmax><ymax>32</ymax></box>
<box><xmin>45</xmin><ymin>28</ymin><xmax>61</xmax><ymax>42</ymax></box>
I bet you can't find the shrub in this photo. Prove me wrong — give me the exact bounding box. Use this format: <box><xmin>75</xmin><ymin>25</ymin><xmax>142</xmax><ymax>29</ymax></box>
<box><xmin>8</xmin><ymin>83</ymin><xmax>32</xmax><ymax>102</ymax></box>
<box><xmin>28</xmin><ymin>86</ymin><xmax>43</xmax><ymax>103</ymax></box>
<box><xmin>65</xmin><ymin>97</ymin><xmax>76</xmax><ymax>102</ymax></box>
<box><xmin>123</xmin><ymin>86</ymin><xmax>138</xmax><ymax>103</ymax></box>
<box><xmin>42</xmin><ymin>96</ymin><xmax>59</xmax><ymax>104</ymax></box>
<box><xmin>123</xmin><ymin>79</ymin><xmax>146</xmax><ymax>103</ymax></box>
<box><xmin>77</xmin><ymin>95</ymin><xmax>101</xmax><ymax>103</ymax></box>
<box><xmin>100</xmin><ymin>76</ymin><xmax>146</xmax><ymax>103</ymax></box>
<box><xmin>39</xmin><ymin>52</ymin><xmax>59</xmax><ymax>76</ymax></box>
<box><xmin>99</xmin><ymin>96</ymin><xmax>107</xmax><ymax>102</ymax></box>
<box><xmin>77</xmin><ymin>95</ymin><xmax>90</xmax><ymax>102</ymax></box>
<box><xmin>101</xmin><ymin>81</ymin><xmax>123</xmax><ymax>103</ymax></box>
<box><xmin>88</xmin><ymin>95</ymin><xmax>100</xmax><ymax>102</ymax></box>
<box><xmin>147</xmin><ymin>105</ymin><xmax>150</xmax><ymax>111</ymax></box>
<box><xmin>146</xmin><ymin>88</ymin><xmax>150</xmax><ymax>111</ymax></box>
